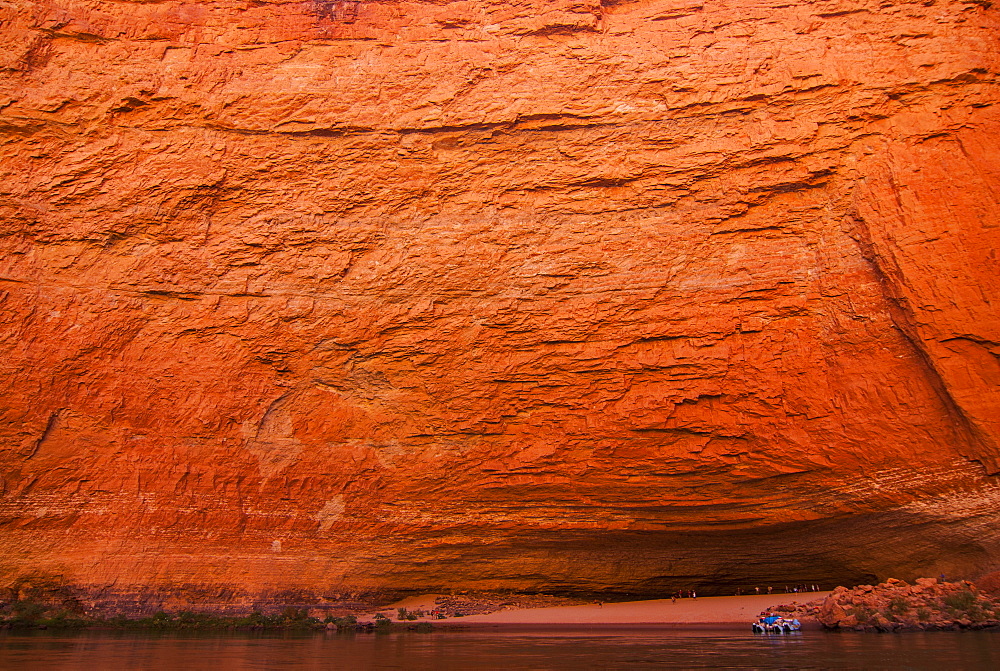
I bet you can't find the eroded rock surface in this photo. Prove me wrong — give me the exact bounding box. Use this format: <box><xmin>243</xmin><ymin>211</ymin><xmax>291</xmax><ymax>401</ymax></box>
<box><xmin>792</xmin><ymin>578</ymin><xmax>1000</xmax><ymax>631</ymax></box>
<box><xmin>1</xmin><ymin>0</ymin><xmax>999</xmax><ymax>611</ymax></box>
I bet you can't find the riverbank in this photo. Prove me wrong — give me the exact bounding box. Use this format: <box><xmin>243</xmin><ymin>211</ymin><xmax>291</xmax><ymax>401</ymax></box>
<box><xmin>5</xmin><ymin>579</ymin><xmax>997</xmax><ymax>633</ymax></box>
<box><xmin>0</xmin><ymin>591</ymin><xmax>830</xmax><ymax>632</ymax></box>
<box><xmin>372</xmin><ymin>592</ymin><xmax>830</xmax><ymax>628</ymax></box>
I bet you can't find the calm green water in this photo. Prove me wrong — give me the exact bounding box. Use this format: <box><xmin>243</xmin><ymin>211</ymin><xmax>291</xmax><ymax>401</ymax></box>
<box><xmin>1</xmin><ymin>628</ymin><xmax>997</xmax><ymax>670</ymax></box>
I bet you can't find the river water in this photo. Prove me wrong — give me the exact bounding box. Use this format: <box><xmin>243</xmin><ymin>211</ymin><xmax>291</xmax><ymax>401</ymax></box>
<box><xmin>2</xmin><ymin>627</ymin><xmax>997</xmax><ymax>669</ymax></box>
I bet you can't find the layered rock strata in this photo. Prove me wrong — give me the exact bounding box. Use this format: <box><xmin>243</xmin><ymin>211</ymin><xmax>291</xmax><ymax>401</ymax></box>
<box><xmin>1</xmin><ymin>0</ymin><xmax>1000</xmax><ymax>611</ymax></box>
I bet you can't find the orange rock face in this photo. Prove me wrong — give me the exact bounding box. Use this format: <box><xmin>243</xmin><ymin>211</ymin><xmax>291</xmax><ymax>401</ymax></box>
<box><xmin>2</xmin><ymin>0</ymin><xmax>999</xmax><ymax>610</ymax></box>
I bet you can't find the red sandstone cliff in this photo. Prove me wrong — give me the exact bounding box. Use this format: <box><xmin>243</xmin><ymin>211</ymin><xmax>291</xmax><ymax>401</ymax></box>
<box><xmin>1</xmin><ymin>0</ymin><xmax>999</xmax><ymax>611</ymax></box>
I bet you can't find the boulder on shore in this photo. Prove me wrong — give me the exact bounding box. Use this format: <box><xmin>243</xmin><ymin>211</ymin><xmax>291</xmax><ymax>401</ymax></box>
<box><xmin>773</xmin><ymin>578</ymin><xmax>1000</xmax><ymax>632</ymax></box>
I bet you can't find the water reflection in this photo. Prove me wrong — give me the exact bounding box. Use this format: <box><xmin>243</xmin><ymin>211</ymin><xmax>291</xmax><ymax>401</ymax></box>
<box><xmin>1</xmin><ymin>627</ymin><xmax>997</xmax><ymax>670</ymax></box>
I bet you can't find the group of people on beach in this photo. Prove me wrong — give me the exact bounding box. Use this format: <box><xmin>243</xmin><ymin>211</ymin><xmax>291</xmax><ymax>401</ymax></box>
<box><xmin>735</xmin><ymin>584</ymin><xmax>822</xmax><ymax>596</ymax></box>
<box><xmin>665</xmin><ymin>583</ymin><xmax>823</xmax><ymax>601</ymax></box>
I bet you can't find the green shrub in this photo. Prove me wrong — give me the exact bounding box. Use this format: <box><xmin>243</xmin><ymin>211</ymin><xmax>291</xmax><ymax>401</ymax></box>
<box><xmin>108</xmin><ymin>614</ymin><xmax>131</xmax><ymax>627</ymax></box>
<box><xmin>887</xmin><ymin>597</ymin><xmax>910</xmax><ymax>616</ymax></box>
<box><xmin>131</xmin><ymin>611</ymin><xmax>175</xmax><ymax>629</ymax></box>
<box><xmin>10</xmin><ymin>600</ymin><xmax>45</xmax><ymax>624</ymax></box>
<box><xmin>330</xmin><ymin>615</ymin><xmax>357</xmax><ymax>628</ymax></box>
<box><xmin>943</xmin><ymin>590</ymin><xmax>976</xmax><ymax>613</ymax></box>
<box><xmin>39</xmin><ymin>610</ymin><xmax>88</xmax><ymax>628</ymax></box>
<box><xmin>282</xmin><ymin>607</ymin><xmax>308</xmax><ymax>621</ymax></box>
<box><xmin>236</xmin><ymin>611</ymin><xmax>277</xmax><ymax>628</ymax></box>
<box><xmin>169</xmin><ymin>610</ymin><xmax>232</xmax><ymax>628</ymax></box>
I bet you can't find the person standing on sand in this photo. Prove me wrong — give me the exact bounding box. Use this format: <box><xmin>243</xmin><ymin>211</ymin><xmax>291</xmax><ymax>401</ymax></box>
<box><xmin>692</xmin><ymin>591</ymin><xmax>697</xmax><ymax>600</ymax></box>
<box><xmin>755</xmin><ymin>587</ymin><xmax>760</xmax><ymax>594</ymax></box>
<box><xmin>767</xmin><ymin>586</ymin><xmax>772</xmax><ymax>594</ymax></box>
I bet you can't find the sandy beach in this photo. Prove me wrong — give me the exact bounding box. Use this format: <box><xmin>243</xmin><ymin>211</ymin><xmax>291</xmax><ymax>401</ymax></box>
<box><xmin>376</xmin><ymin>592</ymin><xmax>830</xmax><ymax>628</ymax></box>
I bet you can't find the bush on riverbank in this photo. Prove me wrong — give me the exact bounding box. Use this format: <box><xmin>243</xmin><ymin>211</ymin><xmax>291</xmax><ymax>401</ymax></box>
<box><xmin>0</xmin><ymin>601</ymin><xmax>90</xmax><ymax>629</ymax></box>
<box><xmin>0</xmin><ymin>600</ymin><xmax>432</xmax><ymax>633</ymax></box>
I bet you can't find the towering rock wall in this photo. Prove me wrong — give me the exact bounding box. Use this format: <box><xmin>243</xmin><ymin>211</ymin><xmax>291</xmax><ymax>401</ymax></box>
<box><xmin>1</xmin><ymin>0</ymin><xmax>999</xmax><ymax>610</ymax></box>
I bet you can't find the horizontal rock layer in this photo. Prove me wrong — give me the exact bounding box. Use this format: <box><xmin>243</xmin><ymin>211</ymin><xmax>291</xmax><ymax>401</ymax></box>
<box><xmin>1</xmin><ymin>0</ymin><xmax>999</xmax><ymax>609</ymax></box>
